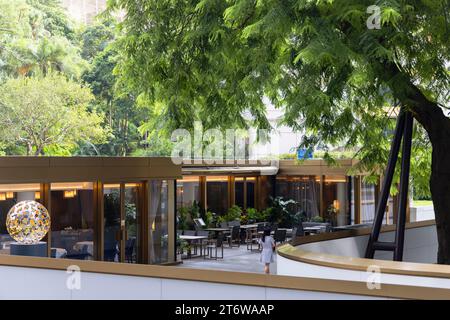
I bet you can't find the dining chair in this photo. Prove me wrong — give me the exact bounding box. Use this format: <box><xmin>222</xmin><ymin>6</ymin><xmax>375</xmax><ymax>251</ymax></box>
<box><xmin>227</xmin><ymin>226</ymin><xmax>240</xmax><ymax>248</ymax></box>
<box><xmin>204</xmin><ymin>233</ymin><xmax>224</xmax><ymax>260</ymax></box>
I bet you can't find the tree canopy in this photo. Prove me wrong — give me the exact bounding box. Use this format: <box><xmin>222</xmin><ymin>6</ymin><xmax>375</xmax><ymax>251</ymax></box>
<box><xmin>112</xmin><ymin>0</ymin><xmax>448</xmax><ymax>192</ymax></box>
<box><xmin>0</xmin><ymin>74</ymin><xmax>108</xmax><ymax>155</ymax></box>
<box><xmin>111</xmin><ymin>0</ymin><xmax>450</xmax><ymax>262</ymax></box>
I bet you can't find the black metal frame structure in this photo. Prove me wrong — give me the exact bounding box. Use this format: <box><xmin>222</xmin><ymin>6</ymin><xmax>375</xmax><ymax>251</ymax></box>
<box><xmin>365</xmin><ymin>110</ymin><xmax>414</xmax><ymax>261</ymax></box>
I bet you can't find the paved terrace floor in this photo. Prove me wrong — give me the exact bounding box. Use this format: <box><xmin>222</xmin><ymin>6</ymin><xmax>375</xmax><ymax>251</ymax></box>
<box><xmin>177</xmin><ymin>245</ymin><xmax>277</xmax><ymax>274</ymax></box>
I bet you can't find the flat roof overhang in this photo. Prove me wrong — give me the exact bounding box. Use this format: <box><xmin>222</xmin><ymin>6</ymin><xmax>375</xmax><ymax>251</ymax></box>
<box><xmin>182</xmin><ymin>166</ymin><xmax>279</xmax><ymax>176</ymax></box>
<box><xmin>0</xmin><ymin>157</ymin><xmax>182</xmax><ymax>183</ymax></box>
<box><xmin>278</xmin><ymin>159</ymin><xmax>360</xmax><ymax>176</ymax></box>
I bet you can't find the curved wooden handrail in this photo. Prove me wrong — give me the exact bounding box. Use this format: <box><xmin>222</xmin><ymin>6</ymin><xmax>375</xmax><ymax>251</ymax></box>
<box><xmin>277</xmin><ymin>220</ymin><xmax>450</xmax><ymax>279</ymax></box>
<box><xmin>0</xmin><ymin>253</ymin><xmax>449</xmax><ymax>299</ymax></box>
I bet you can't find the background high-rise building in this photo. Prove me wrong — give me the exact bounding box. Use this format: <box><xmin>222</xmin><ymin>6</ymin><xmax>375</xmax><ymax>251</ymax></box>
<box><xmin>61</xmin><ymin>0</ymin><xmax>107</xmax><ymax>24</ymax></box>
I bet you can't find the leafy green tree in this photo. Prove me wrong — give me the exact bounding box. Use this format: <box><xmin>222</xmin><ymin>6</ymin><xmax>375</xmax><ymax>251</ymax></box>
<box><xmin>113</xmin><ymin>1</ymin><xmax>450</xmax><ymax>262</ymax></box>
<box><xmin>0</xmin><ymin>0</ymin><xmax>87</xmax><ymax>79</ymax></box>
<box><xmin>83</xmin><ymin>42</ymin><xmax>148</xmax><ymax>155</ymax></box>
<box><xmin>81</xmin><ymin>19</ymin><xmax>172</xmax><ymax>156</ymax></box>
<box><xmin>0</xmin><ymin>73</ymin><xmax>108</xmax><ymax>155</ymax></box>
<box><xmin>80</xmin><ymin>20</ymin><xmax>115</xmax><ymax>62</ymax></box>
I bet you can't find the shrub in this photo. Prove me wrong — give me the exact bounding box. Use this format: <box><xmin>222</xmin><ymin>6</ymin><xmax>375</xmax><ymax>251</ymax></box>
<box><xmin>267</xmin><ymin>196</ymin><xmax>297</xmax><ymax>227</ymax></box>
<box><xmin>226</xmin><ymin>205</ymin><xmax>242</xmax><ymax>221</ymax></box>
<box><xmin>310</xmin><ymin>215</ymin><xmax>324</xmax><ymax>223</ymax></box>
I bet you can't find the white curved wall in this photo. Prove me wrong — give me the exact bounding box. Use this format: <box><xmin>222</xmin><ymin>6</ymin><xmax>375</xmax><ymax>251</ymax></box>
<box><xmin>299</xmin><ymin>225</ymin><xmax>438</xmax><ymax>263</ymax></box>
<box><xmin>0</xmin><ymin>265</ymin><xmax>382</xmax><ymax>300</ymax></box>
<box><xmin>277</xmin><ymin>224</ymin><xmax>449</xmax><ymax>289</ymax></box>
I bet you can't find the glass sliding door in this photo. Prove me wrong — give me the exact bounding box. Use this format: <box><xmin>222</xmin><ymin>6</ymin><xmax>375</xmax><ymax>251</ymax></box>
<box><xmin>235</xmin><ymin>178</ymin><xmax>244</xmax><ymax>208</ymax></box>
<box><xmin>323</xmin><ymin>176</ymin><xmax>350</xmax><ymax>226</ymax></box>
<box><xmin>361</xmin><ymin>182</ymin><xmax>376</xmax><ymax>224</ymax></box>
<box><xmin>103</xmin><ymin>183</ymin><xmax>142</xmax><ymax>263</ymax></box>
<box><xmin>51</xmin><ymin>182</ymin><xmax>95</xmax><ymax>260</ymax></box>
<box><xmin>149</xmin><ymin>180</ymin><xmax>169</xmax><ymax>264</ymax></box>
<box><xmin>176</xmin><ymin>176</ymin><xmax>200</xmax><ymax>209</ymax></box>
<box><xmin>103</xmin><ymin>184</ymin><xmax>121</xmax><ymax>262</ymax></box>
<box><xmin>124</xmin><ymin>183</ymin><xmax>140</xmax><ymax>263</ymax></box>
<box><xmin>275</xmin><ymin>176</ymin><xmax>320</xmax><ymax>220</ymax></box>
<box><xmin>206</xmin><ymin>176</ymin><xmax>228</xmax><ymax>215</ymax></box>
<box><xmin>246</xmin><ymin>177</ymin><xmax>256</xmax><ymax>209</ymax></box>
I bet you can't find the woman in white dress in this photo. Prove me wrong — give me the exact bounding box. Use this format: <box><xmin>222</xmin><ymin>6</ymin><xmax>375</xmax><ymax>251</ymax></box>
<box><xmin>259</xmin><ymin>228</ymin><xmax>276</xmax><ymax>274</ymax></box>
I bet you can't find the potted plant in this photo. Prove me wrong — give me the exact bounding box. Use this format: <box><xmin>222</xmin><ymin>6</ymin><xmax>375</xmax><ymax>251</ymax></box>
<box><xmin>246</xmin><ymin>207</ymin><xmax>258</xmax><ymax>223</ymax></box>
<box><xmin>176</xmin><ymin>234</ymin><xmax>188</xmax><ymax>261</ymax></box>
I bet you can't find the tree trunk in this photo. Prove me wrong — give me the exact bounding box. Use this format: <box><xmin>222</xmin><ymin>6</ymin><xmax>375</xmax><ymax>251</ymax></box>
<box><xmin>428</xmin><ymin>120</ymin><xmax>450</xmax><ymax>264</ymax></box>
<box><xmin>430</xmin><ymin>152</ymin><xmax>450</xmax><ymax>263</ymax></box>
<box><xmin>388</xmin><ymin>64</ymin><xmax>450</xmax><ymax>264</ymax></box>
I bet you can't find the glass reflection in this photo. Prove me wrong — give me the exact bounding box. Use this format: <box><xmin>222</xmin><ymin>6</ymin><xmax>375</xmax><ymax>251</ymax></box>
<box><xmin>125</xmin><ymin>183</ymin><xmax>140</xmax><ymax>263</ymax></box>
<box><xmin>149</xmin><ymin>180</ymin><xmax>168</xmax><ymax>264</ymax></box>
<box><xmin>103</xmin><ymin>184</ymin><xmax>120</xmax><ymax>262</ymax></box>
<box><xmin>51</xmin><ymin>182</ymin><xmax>95</xmax><ymax>260</ymax></box>
<box><xmin>0</xmin><ymin>184</ymin><xmax>40</xmax><ymax>255</ymax></box>
<box><xmin>206</xmin><ymin>176</ymin><xmax>228</xmax><ymax>215</ymax></box>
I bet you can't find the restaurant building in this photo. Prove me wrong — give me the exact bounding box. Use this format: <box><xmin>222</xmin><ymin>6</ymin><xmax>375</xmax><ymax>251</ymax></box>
<box><xmin>178</xmin><ymin>159</ymin><xmax>400</xmax><ymax>228</ymax></box>
<box><xmin>0</xmin><ymin>156</ymin><xmax>403</xmax><ymax>265</ymax></box>
<box><xmin>0</xmin><ymin>157</ymin><xmax>180</xmax><ymax>265</ymax></box>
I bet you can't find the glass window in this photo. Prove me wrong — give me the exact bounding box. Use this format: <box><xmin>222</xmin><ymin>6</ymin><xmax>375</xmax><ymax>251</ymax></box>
<box><xmin>0</xmin><ymin>184</ymin><xmax>41</xmax><ymax>255</ymax></box>
<box><xmin>149</xmin><ymin>180</ymin><xmax>169</xmax><ymax>264</ymax></box>
<box><xmin>246</xmin><ymin>177</ymin><xmax>256</xmax><ymax>209</ymax></box>
<box><xmin>103</xmin><ymin>184</ymin><xmax>120</xmax><ymax>262</ymax></box>
<box><xmin>51</xmin><ymin>182</ymin><xmax>94</xmax><ymax>260</ymax></box>
<box><xmin>350</xmin><ymin>177</ymin><xmax>356</xmax><ymax>224</ymax></box>
<box><xmin>206</xmin><ymin>176</ymin><xmax>228</xmax><ymax>215</ymax></box>
<box><xmin>176</xmin><ymin>176</ymin><xmax>200</xmax><ymax>209</ymax></box>
<box><xmin>361</xmin><ymin>182</ymin><xmax>376</xmax><ymax>224</ymax></box>
<box><xmin>275</xmin><ymin>176</ymin><xmax>320</xmax><ymax>220</ymax></box>
<box><xmin>323</xmin><ymin>176</ymin><xmax>350</xmax><ymax>226</ymax></box>
<box><xmin>125</xmin><ymin>183</ymin><xmax>140</xmax><ymax>263</ymax></box>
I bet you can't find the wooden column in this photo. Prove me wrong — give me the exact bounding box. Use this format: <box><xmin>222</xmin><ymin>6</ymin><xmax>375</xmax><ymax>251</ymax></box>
<box><xmin>200</xmin><ymin>176</ymin><xmax>207</xmax><ymax>212</ymax></box>
<box><xmin>119</xmin><ymin>183</ymin><xmax>125</xmax><ymax>263</ymax></box>
<box><xmin>354</xmin><ymin>176</ymin><xmax>362</xmax><ymax>225</ymax></box>
<box><xmin>94</xmin><ymin>180</ymin><xmax>103</xmax><ymax>261</ymax></box>
<box><xmin>228</xmin><ymin>176</ymin><xmax>235</xmax><ymax>209</ymax></box>
<box><xmin>255</xmin><ymin>176</ymin><xmax>261</xmax><ymax>211</ymax></box>
<box><xmin>140</xmin><ymin>181</ymin><xmax>149</xmax><ymax>264</ymax></box>
<box><xmin>167</xmin><ymin>180</ymin><xmax>176</xmax><ymax>263</ymax></box>
<box><xmin>319</xmin><ymin>175</ymin><xmax>324</xmax><ymax>217</ymax></box>
<box><xmin>243</xmin><ymin>177</ymin><xmax>248</xmax><ymax>210</ymax></box>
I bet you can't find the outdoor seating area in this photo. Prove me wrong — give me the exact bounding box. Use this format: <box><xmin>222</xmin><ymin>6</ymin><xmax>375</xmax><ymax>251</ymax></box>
<box><xmin>177</xmin><ymin>219</ymin><xmax>329</xmax><ymax>265</ymax></box>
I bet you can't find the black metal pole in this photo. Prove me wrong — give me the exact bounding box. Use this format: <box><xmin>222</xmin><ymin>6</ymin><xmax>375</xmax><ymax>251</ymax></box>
<box><xmin>365</xmin><ymin>110</ymin><xmax>406</xmax><ymax>258</ymax></box>
<box><xmin>394</xmin><ymin>112</ymin><xmax>413</xmax><ymax>261</ymax></box>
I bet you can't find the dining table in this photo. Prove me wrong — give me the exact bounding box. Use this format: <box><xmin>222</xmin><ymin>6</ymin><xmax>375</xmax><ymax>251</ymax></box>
<box><xmin>239</xmin><ymin>224</ymin><xmax>258</xmax><ymax>230</ymax></box>
<box><xmin>73</xmin><ymin>241</ymin><xmax>94</xmax><ymax>256</ymax></box>
<box><xmin>204</xmin><ymin>227</ymin><xmax>231</xmax><ymax>239</ymax></box>
<box><xmin>179</xmin><ymin>235</ymin><xmax>209</xmax><ymax>259</ymax></box>
<box><xmin>303</xmin><ymin>226</ymin><xmax>323</xmax><ymax>234</ymax></box>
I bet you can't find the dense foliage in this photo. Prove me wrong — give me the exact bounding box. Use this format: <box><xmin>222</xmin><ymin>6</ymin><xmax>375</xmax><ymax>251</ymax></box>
<box><xmin>0</xmin><ymin>0</ymin><xmax>170</xmax><ymax>156</ymax></box>
<box><xmin>111</xmin><ymin>0</ymin><xmax>450</xmax><ymax>262</ymax></box>
<box><xmin>111</xmin><ymin>0</ymin><xmax>448</xmax><ymax>197</ymax></box>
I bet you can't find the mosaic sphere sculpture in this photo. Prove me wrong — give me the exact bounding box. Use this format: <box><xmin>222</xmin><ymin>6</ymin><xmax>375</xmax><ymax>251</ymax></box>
<box><xmin>6</xmin><ymin>201</ymin><xmax>50</xmax><ymax>244</ymax></box>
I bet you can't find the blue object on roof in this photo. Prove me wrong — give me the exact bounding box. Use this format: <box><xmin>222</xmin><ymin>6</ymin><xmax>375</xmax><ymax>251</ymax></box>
<box><xmin>297</xmin><ymin>148</ymin><xmax>313</xmax><ymax>160</ymax></box>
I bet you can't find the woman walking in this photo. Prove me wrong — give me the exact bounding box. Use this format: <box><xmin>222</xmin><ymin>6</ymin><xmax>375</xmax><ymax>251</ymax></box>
<box><xmin>259</xmin><ymin>228</ymin><xmax>276</xmax><ymax>274</ymax></box>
